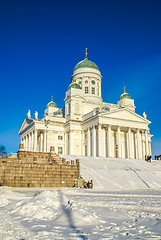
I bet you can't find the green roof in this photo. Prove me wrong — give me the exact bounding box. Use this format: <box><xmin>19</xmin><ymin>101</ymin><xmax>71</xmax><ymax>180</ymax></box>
<box><xmin>68</xmin><ymin>83</ymin><xmax>81</xmax><ymax>90</ymax></box>
<box><xmin>47</xmin><ymin>101</ymin><xmax>57</xmax><ymax>108</ymax></box>
<box><xmin>120</xmin><ymin>92</ymin><xmax>131</xmax><ymax>100</ymax></box>
<box><xmin>74</xmin><ymin>57</ymin><xmax>99</xmax><ymax>71</ymax></box>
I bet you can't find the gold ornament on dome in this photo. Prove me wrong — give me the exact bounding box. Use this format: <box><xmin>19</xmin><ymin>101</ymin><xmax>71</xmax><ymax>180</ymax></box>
<box><xmin>85</xmin><ymin>48</ymin><xmax>88</xmax><ymax>59</ymax></box>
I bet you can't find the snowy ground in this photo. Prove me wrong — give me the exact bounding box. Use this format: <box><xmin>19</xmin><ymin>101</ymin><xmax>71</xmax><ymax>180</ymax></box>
<box><xmin>1</xmin><ymin>157</ymin><xmax>161</xmax><ymax>239</ymax></box>
<box><xmin>1</xmin><ymin>187</ymin><xmax>161</xmax><ymax>239</ymax></box>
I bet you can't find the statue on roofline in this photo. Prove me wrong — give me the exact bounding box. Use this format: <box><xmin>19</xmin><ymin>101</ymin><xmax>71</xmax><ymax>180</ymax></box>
<box><xmin>35</xmin><ymin>111</ymin><xmax>38</xmax><ymax>120</ymax></box>
<box><xmin>27</xmin><ymin>110</ymin><xmax>31</xmax><ymax>119</ymax></box>
<box><xmin>143</xmin><ymin>112</ymin><xmax>147</xmax><ymax>119</ymax></box>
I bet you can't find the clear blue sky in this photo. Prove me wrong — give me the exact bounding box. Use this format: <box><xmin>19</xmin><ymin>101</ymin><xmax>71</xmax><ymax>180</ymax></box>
<box><xmin>0</xmin><ymin>0</ymin><xmax>161</xmax><ymax>155</ymax></box>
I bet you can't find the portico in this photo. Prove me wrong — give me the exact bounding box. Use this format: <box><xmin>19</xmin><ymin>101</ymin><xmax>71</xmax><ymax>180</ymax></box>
<box><xmin>84</xmin><ymin>124</ymin><xmax>151</xmax><ymax>159</ymax></box>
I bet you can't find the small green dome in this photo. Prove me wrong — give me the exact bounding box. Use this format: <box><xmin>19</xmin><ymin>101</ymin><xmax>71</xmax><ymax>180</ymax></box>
<box><xmin>120</xmin><ymin>92</ymin><xmax>131</xmax><ymax>100</ymax></box>
<box><xmin>74</xmin><ymin>58</ymin><xmax>99</xmax><ymax>71</ymax></box>
<box><xmin>47</xmin><ymin>97</ymin><xmax>57</xmax><ymax>108</ymax></box>
<box><xmin>68</xmin><ymin>83</ymin><xmax>81</xmax><ymax>90</ymax></box>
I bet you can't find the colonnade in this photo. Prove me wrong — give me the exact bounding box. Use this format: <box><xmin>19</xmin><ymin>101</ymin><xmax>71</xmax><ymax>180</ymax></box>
<box><xmin>21</xmin><ymin>129</ymin><xmax>47</xmax><ymax>152</ymax></box>
<box><xmin>84</xmin><ymin>125</ymin><xmax>151</xmax><ymax>159</ymax></box>
<box><xmin>21</xmin><ymin>125</ymin><xmax>151</xmax><ymax>159</ymax></box>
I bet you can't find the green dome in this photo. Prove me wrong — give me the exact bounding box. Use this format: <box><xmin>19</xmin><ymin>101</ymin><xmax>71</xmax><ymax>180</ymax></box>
<box><xmin>120</xmin><ymin>92</ymin><xmax>131</xmax><ymax>100</ymax></box>
<box><xmin>47</xmin><ymin>98</ymin><xmax>57</xmax><ymax>108</ymax></box>
<box><xmin>68</xmin><ymin>83</ymin><xmax>81</xmax><ymax>90</ymax></box>
<box><xmin>74</xmin><ymin>58</ymin><xmax>99</xmax><ymax>71</ymax></box>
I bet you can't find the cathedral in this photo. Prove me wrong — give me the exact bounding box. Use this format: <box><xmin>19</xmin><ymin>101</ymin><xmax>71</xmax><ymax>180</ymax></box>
<box><xmin>19</xmin><ymin>50</ymin><xmax>152</xmax><ymax>159</ymax></box>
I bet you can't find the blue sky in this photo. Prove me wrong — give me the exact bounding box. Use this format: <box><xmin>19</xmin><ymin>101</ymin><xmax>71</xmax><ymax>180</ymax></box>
<box><xmin>0</xmin><ymin>0</ymin><xmax>161</xmax><ymax>155</ymax></box>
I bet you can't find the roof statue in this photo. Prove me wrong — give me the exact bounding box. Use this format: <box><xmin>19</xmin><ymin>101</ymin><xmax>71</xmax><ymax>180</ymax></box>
<box><xmin>35</xmin><ymin>111</ymin><xmax>38</xmax><ymax>120</ymax></box>
<box><xmin>27</xmin><ymin>110</ymin><xmax>31</xmax><ymax>119</ymax></box>
<box><xmin>143</xmin><ymin>112</ymin><xmax>147</xmax><ymax>119</ymax></box>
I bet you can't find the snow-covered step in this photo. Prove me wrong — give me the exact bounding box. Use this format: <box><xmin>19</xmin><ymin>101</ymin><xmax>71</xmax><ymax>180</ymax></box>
<box><xmin>62</xmin><ymin>155</ymin><xmax>161</xmax><ymax>191</ymax></box>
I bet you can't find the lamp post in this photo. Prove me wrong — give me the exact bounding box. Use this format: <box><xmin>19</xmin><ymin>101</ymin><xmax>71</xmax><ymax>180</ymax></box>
<box><xmin>44</xmin><ymin>119</ymin><xmax>49</xmax><ymax>153</ymax></box>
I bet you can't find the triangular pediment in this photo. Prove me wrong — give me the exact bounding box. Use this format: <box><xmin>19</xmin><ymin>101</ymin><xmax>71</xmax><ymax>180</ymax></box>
<box><xmin>18</xmin><ymin>118</ymin><xmax>33</xmax><ymax>135</ymax></box>
<box><xmin>101</xmin><ymin>108</ymin><xmax>150</xmax><ymax>124</ymax></box>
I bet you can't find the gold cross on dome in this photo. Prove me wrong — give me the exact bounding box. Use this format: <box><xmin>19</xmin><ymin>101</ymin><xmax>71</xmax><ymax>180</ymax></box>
<box><xmin>85</xmin><ymin>48</ymin><xmax>88</xmax><ymax>58</ymax></box>
<box><xmin>124</xmin><ymin>86</ymin><xmax>126</xmax><ymax>93</ymax></box>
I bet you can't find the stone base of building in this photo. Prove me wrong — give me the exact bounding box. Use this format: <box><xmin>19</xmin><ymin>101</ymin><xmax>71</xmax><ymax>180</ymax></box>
<box><xmin>0</xmin><ymin>144</ymin><xmax>80</xmax><ymax>188</ymax></box>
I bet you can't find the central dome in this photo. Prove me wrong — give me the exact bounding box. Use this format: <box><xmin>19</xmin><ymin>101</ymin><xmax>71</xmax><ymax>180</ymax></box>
<box><xmin>74</xmin><ymin>58</ymin><xmax>99</xmax><ymax>71</ymax></box>
<box><xmin>74</xmin><ymin>49</ymin><xmax>99</xmax><ymax>71</ymax></box>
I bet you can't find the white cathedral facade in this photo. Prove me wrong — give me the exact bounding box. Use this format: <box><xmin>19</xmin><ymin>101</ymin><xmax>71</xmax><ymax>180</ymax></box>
<box><xmin>19</xmin><ymin>50</ymin><xmax>152</xmax><ymax>159</ymax></box>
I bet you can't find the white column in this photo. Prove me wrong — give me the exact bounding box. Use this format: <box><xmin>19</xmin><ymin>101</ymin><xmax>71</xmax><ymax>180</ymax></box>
<box><xmin>137</xmin><ymin>129</ymin><xmax>141</xmax><ymax>159</ymax></box>
<box><xmin>128</xmin><ymin>128</ymin><xmax>132</xmax><ymax>158</ymax></box>
<box><xmin>117</xmin><ymin>126</ymin><xmax>121</xmax><ymax>158</ymax></box>
<box><xmin>92</xmin><ymin>125</ymin><xmax>96</xmax><ymax>157</ymax></box>
<box><xmin>98</xmin><ymin>124</ymin><xmax>102</xmax><ymax>157</ymax></box>
<box><xmin>44</xmin><ymin>130</ymin><xmax>46</xmax><ymax>152</ymax></box>
<box><xmin>31</xmin><ymin>131</ymin><xmax>33</xmax><ymax>151</ymax></box>
<box><xmin>69</xmin><ymin>130</ymin><xmax>72</xmax><ymax>155</ymax></box>
<box><xmin>87</xmin><ymin>128</ymin><xmax>91</xmax><ymax>156</ymax></box>
<box><xmin>28</xmin><ymin>133</ymin><xmax>30</xmax><ymax>151</ymax></box>
<box><xmin>34</xmin><ymin>129</ymin><xmax>37</xmax><ymax>152</ymax></box>
<box><xmin>26</xmin><ymin>135</ymin><xmax>28</xmax><ymax>151</ymax></box>
<box><xmin>24</xmin><ymin>137</ymin><xmax>26</xmax><ymax>150</ymax></box>
<box><xmin>149</xmin><ymin>141</ymin><xmax>152</xmax><ymax>156</ymax></box>
<box><xmin>64</xmin><ymin>132</ymin><xmax>67</xmax><ymax>155</ymax></box>
<box><xmin>40</xmin><ymin>132</ymin><xmax>43</xmax><ymax>152</ymax></box>
<box><xmin>26</xmin><ymin>136</ymin><xmax>28</xmax><ymax>151</ymax></box>
<box><xmin>25</xmin><ymin>136</ymin><xmax>27</xmax><ymax>150</ymax></box>
<box><xmin>140</xmin><ymin>131</ymin><xmax>144</xmax><ymax>159</ymax></box>
<box><xmin>107</xmin><ymin>125</ymin><xmax>112</xmax><ymax>157</ymax></box>
<box><xmin>103</xmin><ymin>128</ymin><xmax>106</xmax><ymax>157</ymax></box>
<box><xmin>145</xmin><ymin>130</ymin><xmax>149</xmax><ymax>156</ymax></box>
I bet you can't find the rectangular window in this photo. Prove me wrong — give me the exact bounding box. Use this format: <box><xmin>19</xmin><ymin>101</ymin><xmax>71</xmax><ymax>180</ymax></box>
<box><xmin>85</xmin><ymin>80</ymin><xmax>88</xmax><ymax>84</ymax></box>
<box><xmin>68</xmin><ymin>103</ymin><xmax>71</xmax><ymax>114</ymax></box>
<box><xmin>58</xmin><ymin>147</ymin><xmax>63</xmax><ymax>154</ymax></box>
<box><xmin>85</xmin><ymin>86</ymin><xmax>89</xmax><ymax>94</ymax></box>
<box><xmin>92</xmin><ymin>87</ymin><xmax>95</xmax><ymax>94</ymax></box>
<box><xmin>58</xmin><ymin>135</ymin><xmax>63</xmax><ymax>140</ymax></box>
